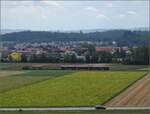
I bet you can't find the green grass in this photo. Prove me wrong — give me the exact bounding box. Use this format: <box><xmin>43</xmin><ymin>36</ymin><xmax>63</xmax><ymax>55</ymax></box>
<box><xmin>16</xmin><ymin>70</ymin><xmax>73</xmax><ymax>77</ymax></box>
<box><xmin>0</xmin><ymin>110</ymin><xmax>149</xmax><ymax>114</ymax></box>
<box><xmin>137</xmin><ymin>67</ymin><xmax>150</xmax><ymax>71</ymax></box>
<box><xmin>0</xmin><ymin>70</ymin><xmax>73</xmax><ymax>93</ymax></box>
<box><xmin>0</xmin><ymin>71</ymin><xmax>146</xmax><ymax>107</ymax></box>
<box><xmin>0</xmin><ymin>63</ymin><xmax>16</xmax><ymax>69</ymax></box>
<box><xmin>0</xmin><ymin>63</ymin><xmax>30</xmax><ymax>70</ymax></box>
<box><xmin>109</xmin><ymin>64</ymin><xmax>148</xmax><ymax>71</ymax></box>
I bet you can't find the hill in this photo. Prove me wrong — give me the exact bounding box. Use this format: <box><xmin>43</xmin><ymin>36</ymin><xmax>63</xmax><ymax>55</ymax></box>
<box><xmin>0</xmin><ymin>30</ymin><xmax>149</xmax><ymax>46</ymax></box>
<box><xmin>0</xmin><ymin>29</ymin><xmax>24</xmax><ymax>35</ymax></box>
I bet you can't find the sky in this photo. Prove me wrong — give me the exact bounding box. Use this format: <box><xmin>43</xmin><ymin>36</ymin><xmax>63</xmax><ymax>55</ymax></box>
<box><xmin>1</xmin><ymin>0</ymin><xmax>149</xmax><ymax>31</ymax></box>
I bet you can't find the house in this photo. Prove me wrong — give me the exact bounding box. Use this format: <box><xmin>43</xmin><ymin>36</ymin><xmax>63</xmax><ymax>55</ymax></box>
<box><xmin>96</xmin><ymin>47</ymin><xmax>116</xmax><ymax>54</ymax></box>
<box><xmin>8</xmin><ymin>52</ymin><xmax>22</xmax><ymax>62</ymax></box>
<box><xmin>76</xmin><ymin>55</ymin><xmax>86</xmax><ymax>61</ymax></box>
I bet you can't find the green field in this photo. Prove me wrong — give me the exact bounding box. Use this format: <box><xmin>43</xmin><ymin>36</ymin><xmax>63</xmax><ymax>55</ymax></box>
<box><xmin>138</xmin><ymin>67</ymin><xmax>150</xmax><ymax>71</ymax></box>
<box><xmin>0</xmin><ymin>63</ymin><xmax>14</xmax><ymax>69</ymax></box>
<box><xmin>0</xmin><ymin>70</ymin><xmax>73</xmax><ymax>93</ymax></box>
<box><xmin>0</xmin><ymin>71</ymin><xmax>146</xmax><ymax>107</ymax></box>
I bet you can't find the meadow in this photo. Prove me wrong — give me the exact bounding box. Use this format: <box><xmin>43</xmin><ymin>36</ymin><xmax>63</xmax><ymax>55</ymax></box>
<box><xmin>138</xmin><ymin>67</ymin><xmax>150</xmax><ymax>71</ymax></box>
<box><xmin>0</xmin><ymin>70</ymin><xmax>146</xmax><ymax>107</ymax></box>
<box><xmin>0</xmin><ymin>70</ymin><xmax>73</xmax><ymax>93</ymax></box>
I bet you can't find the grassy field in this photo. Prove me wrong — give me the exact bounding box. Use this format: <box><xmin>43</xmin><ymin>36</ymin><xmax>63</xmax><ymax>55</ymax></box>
<box><xmin>137</xmin><ymin>67</ymin><xmax>150</xmax><ymax>71</ymax></box>
<box><xmin>0</xmin><ymin>110</ymin><xmax>149</xmax><ymax>114</ymax></box>
<box><xmin>0</xmin><ymin>63</ymin><xmax>48</xmax><ymax>70</ymax></box>
<box><xmin>0</xmin><ymin>63</ymin><xmax>17</xmax><ymax>69</ymax></box>
<box><xmin>0</xmin><ymin>70</ymin><xmax>73</xmax><ymax>93</ymax></box>
<box><xmin>0</xmin><ymin>63</ymin><xmax>148</xmax><ymax>71</ymax></box>
<box><xmin>0</xmin><ymin>71</ymin><xmax>146</xmax><ymax>107</ymax></box>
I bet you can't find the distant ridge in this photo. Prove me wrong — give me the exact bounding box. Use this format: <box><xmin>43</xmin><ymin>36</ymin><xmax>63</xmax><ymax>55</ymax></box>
<box><xmin>1</xmin><ymin>27</ymin><xmax>149</xmax><ymax>35</ymax></box>
<box><xmin>0</xmin><ymin>29</ymin><xmax>24</xmax><ymax>35</ymax></box>
<box><xmin>1</xmin><ymin>29</ymin><xmax>149</xmax><ymax>46</ymax></box>
<box><xmin>129</xmin><ymin>27</ymin><xmax>149</xmax><ymax>31</ymax></box>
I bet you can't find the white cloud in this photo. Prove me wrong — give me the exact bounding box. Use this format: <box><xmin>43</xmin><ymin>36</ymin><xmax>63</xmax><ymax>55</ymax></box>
<box><xmin>40</xmin><ymin>1</ymin><xmax>62</xmax><ymax>8</ymax></box>
<box><xmin>96</xmin><ymin>14</ymin><xmax>110</xmax><ymax>20</ymax></box>
<box><xmin>118</xmin><ymin>11</ymin><xmax>136</xmax><ymax>19</ymax></box>
<box><xmin>127</xmin><ymin>11</ymin><xmax>137</xmax><ymax>15</ymax></box>
<box><xmin>119</xmin><ymin>14</ymin><xmax>126</xmax><ymax>18</ymax></box>
<box><xmin>41</xmin><ymin>15</ymin><xmax>47</xmax><ymax>20</ymax></box>
<box><xmin>105</xmin><ymin>3</ymin><xmax>113</xmax><ymax>7</ymax></box>
<box><xmin>1</xmin><ymin>1</ymin><xmax>63</xmax><ymax>9</ymax></box>
<box><xmin>84</xmin><ymin>6</ymin><xmax>110</xmax><ymax>21</ymax></box>
<box><xmin>85</xmin><ymin>6</ymin><xmax>99</xmax><ymax>12</ymax></box>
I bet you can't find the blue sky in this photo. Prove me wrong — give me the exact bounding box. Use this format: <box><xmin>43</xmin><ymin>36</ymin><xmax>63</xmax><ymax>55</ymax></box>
<box><xmin>1</xmin><ymin>0</ymin><xmax>149</xmax><ymax>31</ymax></box>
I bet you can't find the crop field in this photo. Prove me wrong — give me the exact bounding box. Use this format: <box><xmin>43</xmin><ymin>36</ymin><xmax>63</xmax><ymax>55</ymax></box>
<box><xmin>105</xmin><ymin>73</ymin><xmax>150</xmax><ymax>107</ymax></box>
<box><xmin>0</xmin><ymin>70</ymin><xmax>146</xmax><ymax>107</ymax></box>
<box><xmin>138</xmin><ymin>67</ymin><xmax>150</xmax><ymax>71</ymax></box>
<box><xmin>0</xmin><ymin>70</ymin><xmax>73</xmax><ymax>93</ymax></box>
<box><xmin>0</xmin><ymin>63</ymin><xmax>14</xmax><ymax>69</ymax></box>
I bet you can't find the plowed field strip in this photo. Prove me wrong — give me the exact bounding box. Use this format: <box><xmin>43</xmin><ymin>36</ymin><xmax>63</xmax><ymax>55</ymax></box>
<box><xmin>105</xmin><ymin>73</ymin><xmax>150</xmax><ymax>107</ymax></box>
<box><xmin>0</xmin><ymin>71</ymin><xmax>24</xmax><ymax>77</ymax></box>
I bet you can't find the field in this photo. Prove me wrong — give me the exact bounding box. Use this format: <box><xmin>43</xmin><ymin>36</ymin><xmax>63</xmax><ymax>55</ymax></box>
<box><xmin>0</xmin><ymin>69</ymin><xmax>146</xmax><ymax>107</ymax></box>
<box><xmin>0</xmin><ymin>70</ymin><xmax>73</xmax><ymax>93</ymax></box>
<box><xmin>105</xmin><ymin>73</ymin><xmax>150</xmax><ymax>107</ymax></box>
<box><xmin>138</xmin><ymin>67</ymin><xmax>150</xmax><ymax>71</ymax></box>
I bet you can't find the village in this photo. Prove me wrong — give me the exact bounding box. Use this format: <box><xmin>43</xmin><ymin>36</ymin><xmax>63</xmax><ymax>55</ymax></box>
<box><xmin>0</xmin><ymin>41</ymin><xmax>131</xmax><ymax>63</ymax></box>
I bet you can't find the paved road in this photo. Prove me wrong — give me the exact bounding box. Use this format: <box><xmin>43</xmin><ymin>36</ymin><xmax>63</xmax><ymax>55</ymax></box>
<box><xmin>107</xmin><ymin>107</ymin><xmax>150</xmax><ymax>110</ymax></box>
<box><xmin>0</xmin><ymin>107</ymin><xmax>150</xmax><ymax>111</ymax></box>
<box><xmin>0</xmin><ymin>107</ymin><xmax>96</xmax><ymax>111</ymax></box>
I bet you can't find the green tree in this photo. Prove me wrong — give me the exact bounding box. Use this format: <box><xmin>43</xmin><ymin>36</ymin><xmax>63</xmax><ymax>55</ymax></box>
<box><xmin>98</xmin><ymin>52</ymin><xmax>113</xmax><ymax>63</ymax></box>
<box><xmin>81</xmin><ymin>43</ymin><xmax>98</xmax><ymax>63</ymax></box>
<box><xmin>64</xmin><ymin>54</ymin><xmax>77</xmax><ymax>63</ymax></box>
<box><xmin>124</xmin><ymin>46</ymin><xmax>149</xmax><ymax>65</ymax></box>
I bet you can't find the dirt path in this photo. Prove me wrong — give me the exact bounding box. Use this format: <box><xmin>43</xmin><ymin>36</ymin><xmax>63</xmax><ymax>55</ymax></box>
<box><xmin>0</xmin><ymin>71</ymin><xmax>24</xmax><ymax>77</ymax></box>
<box><xmin>105</xmin><ymin>73</ymin><xmax>150</xmax><ymax>107</ymax></box>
